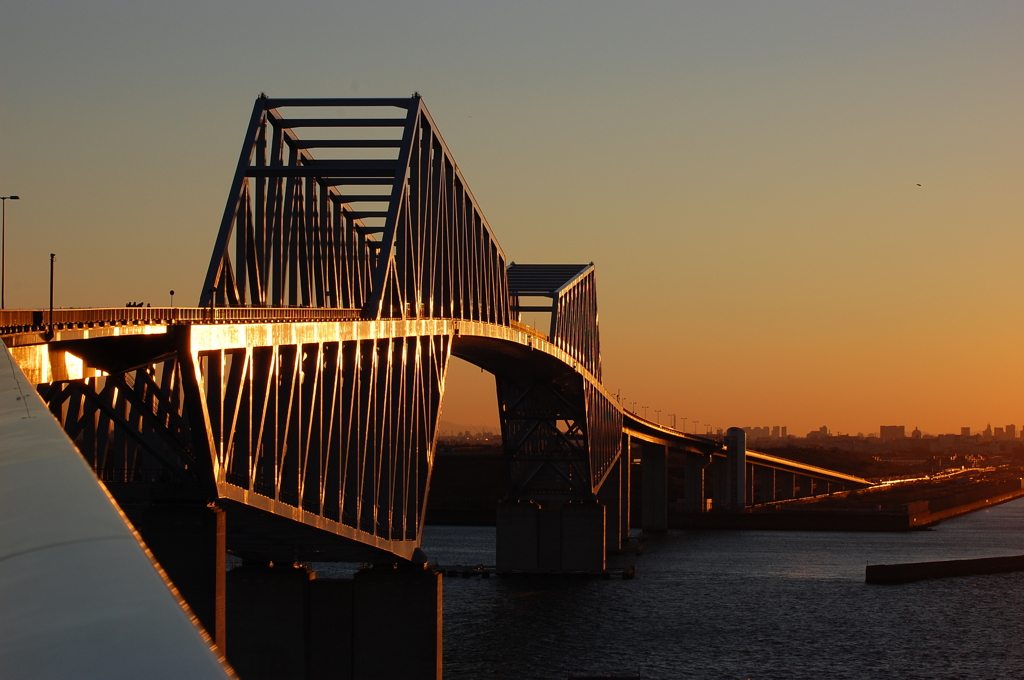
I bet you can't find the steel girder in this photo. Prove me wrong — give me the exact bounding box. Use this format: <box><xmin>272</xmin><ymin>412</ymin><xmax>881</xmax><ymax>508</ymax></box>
<box><xmin>508</xmin><ymin>263</ymin><xmax>603</xmax><ymax>380</ymax></box>
<box><xmin>192</xmin><ymin>328</ymin><xmax>449</xmax><ymax>560</ymax></box>
<box><xmin>37</xmin><ymin>354</ymin><xmax>208</xmax><ymax>494</ymax></box>
<box><xmin>201</xmin><ymin>96</ymin><xmax>510</xmax><ymax>326</ymax></box>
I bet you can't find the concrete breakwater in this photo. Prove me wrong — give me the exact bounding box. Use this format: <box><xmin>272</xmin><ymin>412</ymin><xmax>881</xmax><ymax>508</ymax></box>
<box><xmin>904</xmin><ymin>477</ymin><xmax>1024</xmax><ymax>527</ymax></box>
<box><xmin>866</xmin><ymin>554</ymin><xmax>1024</xmax><ymax>584</ymax></box>
<box><xmin>668</xmin><ymin>477</ymin><xmax>1024</xmax><ymax>531</ymax></box>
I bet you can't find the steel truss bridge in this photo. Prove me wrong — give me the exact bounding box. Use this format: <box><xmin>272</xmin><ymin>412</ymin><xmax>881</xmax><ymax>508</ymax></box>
<box><xmin>1</xmin><ymin>96</ymin><xmax>869</xmax><ymax>570</ymax></box>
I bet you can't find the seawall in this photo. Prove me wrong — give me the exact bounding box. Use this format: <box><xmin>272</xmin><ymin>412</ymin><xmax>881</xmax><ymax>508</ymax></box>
<box><xmin>866</xmin><ymin>554</ymin><xmax>1024</xmax><ymax>584</ymax></box>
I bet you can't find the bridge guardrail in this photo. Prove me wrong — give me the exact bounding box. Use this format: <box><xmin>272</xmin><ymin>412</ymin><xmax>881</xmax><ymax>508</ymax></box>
<box><xmin>0</xmin><ymin>306</ymin><xmax>366</xmax><ymax>336</ymax></box>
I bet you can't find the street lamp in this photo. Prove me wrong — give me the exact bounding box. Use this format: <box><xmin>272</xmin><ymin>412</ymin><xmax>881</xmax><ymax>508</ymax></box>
<box><xmin>655</xmin><ymin>409</ymin><xmax>662</xmax><ymax>425</ymax></box>
<box><xmin>642</xmin><ymin>405</ymin><xmax>648</xmax><ymax>420</ymax></box>
<box><xmin>1</xmin><ymin>195</ymin><xmax>20</xmax><ymax>309</ymax></box>
<box><xmin>669</xmin><ymin>413</ymin><xmax>676</xmax><ymax>429</ymax></box>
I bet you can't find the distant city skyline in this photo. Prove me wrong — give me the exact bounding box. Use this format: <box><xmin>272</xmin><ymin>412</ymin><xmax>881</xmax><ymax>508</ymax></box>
<box><xmin>442</xmin><ymin>355</ymin><xmax>1024</xmax><ymax>440</ymax></box>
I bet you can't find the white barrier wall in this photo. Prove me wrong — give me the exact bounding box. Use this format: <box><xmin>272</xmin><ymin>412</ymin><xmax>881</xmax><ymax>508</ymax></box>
<box><xmin>0</xmin><ymin>339</ymin><xmax>231</xmax><ymax>679</ymax></box>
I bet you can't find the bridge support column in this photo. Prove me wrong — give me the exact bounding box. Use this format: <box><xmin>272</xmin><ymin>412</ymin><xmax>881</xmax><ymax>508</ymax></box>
<box><xmin>726</xmin><ymin>428</ymin><xmax>748</xmax><ymax>510</ymax></box>
<box><xmin>353</xmin><ymin>568</ymin><xmax>443</xmax><ymax>680</ymax></box>
<box><xmin>641</xmin><ymin>442</ymin><xmax>667</xmax><ymax>533</ymax></box>
<box><xmin>496</xmin><ymin>501</ymin><xmax>541</xmax><ymax>571</ymax></box>
<box><xmin>124</xmin><ymin>503</ymin><xmax>226</xmax><ymax>650</ymax></box>
<box><xmin>684</xmin><ymin>454</ymin><xmax>708</xmax><ymax>513</ymax></box>
<box><xmin>620</xmin><ymin>433</ymin><xmax>631</xmax><ymax>545</ymax></box>
<box><xmin>226</xmin><ymin>564</ymin><xmax>442</xmax><ymax>680</ymax></box>
<box><xmin>755</xmin><ymin>467</ymin><xmax>776</xmax><ymax>504</ymax></box>
<box><xmin>598</xmin><ymin>457</ymin><xmax>624</xmax><ymax>552</ymax></box>
<box><xmin>226</xmin><ymin>564</ymin><xmax>315</xmax><ymax>680</ymax></box>
<box><xmin>712</xmin><ymin>455</ymin><xmax>729</xmax><ymax>510</ymax></box>
<box><xmin>496</xmin><ymin>500</ymin><xmax>606</xmax><ymax>572</ymax></box>
<box><xmin>776</xmin><ymin>471</ymin><xmax>795</xmax><ymax>500</ymax></box>
<box><xmin>795</xmin><ymin>475</ymin><xmax>812</xmax><ymax>498</ymax></box>
<box><xmin>561</xmin><ymin>502</ymin><xmax>606</xmax><ymax>571</ymax></box>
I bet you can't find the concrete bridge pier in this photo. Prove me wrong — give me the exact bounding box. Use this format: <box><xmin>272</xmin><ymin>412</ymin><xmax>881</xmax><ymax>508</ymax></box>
<box><xmin>725</xmin><ymin>428</ymin><xmax>748</xmax><ymax>510</ymax></box>
<box><xmin>352</xmin><ymin>567</ymin><xmax>443</xmax><ymax>680</ymax></box>
<box><xmin>755</xmin><ymin>466</ymin><xmax>776</xmax><ymax>504</ymax></box>
<box><xmin>226</xmin><ymin>563</ymin><xmax>442</xmax><ymax>680</ymax></box>
<box><xmin>776</xmin><ymin>471</ymin><xmax>796</xmax><ymax>500</ymax></box>
<box><xmin>496</xmin><ymin>500</ymin><xmax>606</xmax><ymax>571</ymax></box>
<box><xmin>598</xmin><ymin>456</ymin><xmax>627</xmax><ymax>552</ymax></box>
<box><xmin>123</xmin><ymin>502</ymin><xmax>226</xmax><ymax>650</ymax></box>
<box><xmin>684</xmin><ymin>453</ymin><xmax>710</xmax><ymax>513</ymax></box>
<box><xmin>711</xmin><ymin>454</ymin><xmax>729</xmax><ymax>510</ymax></box>
<box><xmin>795</xmin><ymin>474</ymin><xmax>813</xmax><ymax>498</ymax></box>
<box><xmin>641</xmin><ymin>442</ymin><xmax>668</xmax><ymax>533</ymax></box>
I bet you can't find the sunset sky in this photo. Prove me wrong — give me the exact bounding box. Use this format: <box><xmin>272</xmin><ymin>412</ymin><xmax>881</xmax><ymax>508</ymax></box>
<box><xmin>2</xmin><ymin>1</ymin><xmax>1022</xmax><ymax>436</ymax></box>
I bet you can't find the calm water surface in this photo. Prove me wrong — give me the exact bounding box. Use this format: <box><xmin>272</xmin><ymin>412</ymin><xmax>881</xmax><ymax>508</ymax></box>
<box><xmin>420</xmin><ymin>499</ymin><xmax>1024</xmax><ymax>679</ymax></box>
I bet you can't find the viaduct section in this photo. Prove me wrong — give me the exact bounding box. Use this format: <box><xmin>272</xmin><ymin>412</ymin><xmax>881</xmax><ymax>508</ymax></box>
<box><xmin>0</xmin><ymin>96</ymin><xmax>869</xmax><ymax>679</ymax></box>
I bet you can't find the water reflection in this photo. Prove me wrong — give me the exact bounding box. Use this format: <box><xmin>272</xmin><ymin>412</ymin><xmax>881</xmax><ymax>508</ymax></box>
<box><xmin>424</xmin><ymin>498</ymin><xmax>1024</xmax><ymax>679</ymax></box>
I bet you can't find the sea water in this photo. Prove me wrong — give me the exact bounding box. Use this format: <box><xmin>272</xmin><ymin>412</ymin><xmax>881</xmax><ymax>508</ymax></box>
<box><xmin>421</xmin><ymin>498</ymin><xmax>1024</xmax><ymax>679</ymax></box>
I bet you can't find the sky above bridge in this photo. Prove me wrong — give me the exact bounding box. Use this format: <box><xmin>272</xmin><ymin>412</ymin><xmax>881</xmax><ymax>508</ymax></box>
<box><xmin>2</xmin><ymin>1</ymin><xmax>1022</xmax><ymax>437</ymax></box>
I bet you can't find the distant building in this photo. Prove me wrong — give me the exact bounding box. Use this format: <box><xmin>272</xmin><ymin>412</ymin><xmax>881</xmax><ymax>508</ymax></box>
<box><xmin>781</xmin><ymin>426</ymin><xmax>788</xmax><ymax>437</ymax></box>
<box><xmin>982</xmin><ymin>424</ymin><xmax>993</xmax><ymax>441</ymax></box>
<box><xmin>994</xmin><ymin>427</ymin><xmax>1004</xmax><ymax>440</ymax></box>
<box><xmin>744</xmin><ymin>426</ymin><xmax>770</xmax><ymax>438</ymax></box>
<box><xmin>911</xmin><ymin>427</ymin><xmax>922</xmax><ymax>439</ymax></box>
<box><xmin>1008</xmin><ymin>424</ymin><xmax>1017</xmax><ymax>439</ymax></box>
<box><xmin>771</xmin><ymin>425</ymin><xmax>781</xmax><ymax>438</ymax></box>
<box><xmin>806</xmin><ymin>425</ymin><xmax>830</xmax><ymax>439</ymax></box>
<box><xmin>961</xmin><ymin>427</ymin><xmax>971</xmax><ymax>437</ymax></box>
<box><xmin>879</xmin><ymin>425</ymin><xmax>906</xmax><ymax>441</ymax></box>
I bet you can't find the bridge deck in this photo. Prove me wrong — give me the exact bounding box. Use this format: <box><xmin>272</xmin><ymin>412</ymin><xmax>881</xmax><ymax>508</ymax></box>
<box><xmin>3</xmin><ymin>307</ymin><xmax>872</xmax><ymax>494</ymax></box>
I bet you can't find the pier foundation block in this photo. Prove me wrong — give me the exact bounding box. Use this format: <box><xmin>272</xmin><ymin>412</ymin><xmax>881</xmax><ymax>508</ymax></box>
<box><xmin>353</xmin><ymin>568</ymin><xmax>442</xmax><ymax>680</ymax></box>
<box><xmin>684</xmin><ymin>454</ymin><xmax>708</xmax><ymax>512</ymax></box>
<box><xmin>496</xmin><ymin>500</ymin><xmax>606</xmax><ymax>571</ymax></box>
<box><xmin>641</xmin><ymin>442</ymin><xmax>667</xmax><ymax>533</ymax></box>
<box><xmin>226</xmin><ymin>564</ymin><xmax>441</xmax><ymax>680</ymax></box>
<box><xmin>125</xmin><ymin>503</ymin><xmax>225</xmax><ymax>650</ymax></box>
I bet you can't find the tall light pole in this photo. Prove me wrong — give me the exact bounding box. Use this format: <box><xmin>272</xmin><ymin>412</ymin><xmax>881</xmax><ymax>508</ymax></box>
<box><xmin>655</xmin><ymin>409</ymin><xmax>661</xmax><ymax>425</ymax></box>
<box><xmin>669</xmin><ymin>413</ymin><xmax>676</xmax><ymax>429</ymax></box>
<box><xmin>1</xmin><ymin>195</ymin><xmax>20</xmax><ymax>309</ymax></box>
<box><xmin>46</xmin><ymin>253</ymin><xmax>55</xmax><ymax>341</ymax></box>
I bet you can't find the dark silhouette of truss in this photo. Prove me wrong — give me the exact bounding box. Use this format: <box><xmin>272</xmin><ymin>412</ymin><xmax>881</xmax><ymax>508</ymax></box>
<box><xmin>202</xmin><ymin>96</ymin><xmax>509</xmax><ymax>325</ymax></box>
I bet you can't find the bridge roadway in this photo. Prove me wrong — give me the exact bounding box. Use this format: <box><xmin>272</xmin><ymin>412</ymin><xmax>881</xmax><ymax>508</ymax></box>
<box><xmin>1</xmin><ymin>305</ymin><xmax>869</xmax><ymax>568</ymax></box>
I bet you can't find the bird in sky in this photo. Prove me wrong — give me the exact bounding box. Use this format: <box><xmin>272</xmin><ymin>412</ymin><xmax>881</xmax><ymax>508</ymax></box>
<box><xmin>917</xmin><ymin>183</ymin><xmax>922</xmax><ymax>186</ymax></box>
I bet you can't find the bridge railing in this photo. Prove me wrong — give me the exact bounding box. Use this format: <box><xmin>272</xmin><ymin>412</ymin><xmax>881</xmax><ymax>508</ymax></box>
<box><xmin>0</xmin><ymin>307</ymin><xmax>365</xmax><ymax>336</ymax></box>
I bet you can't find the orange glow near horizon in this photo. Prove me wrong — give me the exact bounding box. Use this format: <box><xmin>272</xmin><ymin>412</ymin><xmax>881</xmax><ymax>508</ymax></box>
<box><xmin>3</xmin><ymin>3</ymin><xmax>1023</xmax><ymax>437</ymax></box>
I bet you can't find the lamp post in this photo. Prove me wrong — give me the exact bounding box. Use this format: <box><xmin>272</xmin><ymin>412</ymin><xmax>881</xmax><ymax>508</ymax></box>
<box><xmin>1</xmin><ymin>195</ymin><xmax>20</xmax><ymax>309</ymax></box>
<box><xmin>46</xmin><ymin>253</ymin><xmax>55</xmax><ymax>341</ymax></box>
<box><xmin>669</xmin><ymin>413</ymin><xmax>676</xmax><ymax>429</ymax></box>
<box><xmin>655</xmin><ymin>409</ymin><xmax>661</xmax><ymax>425</ymax></box>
